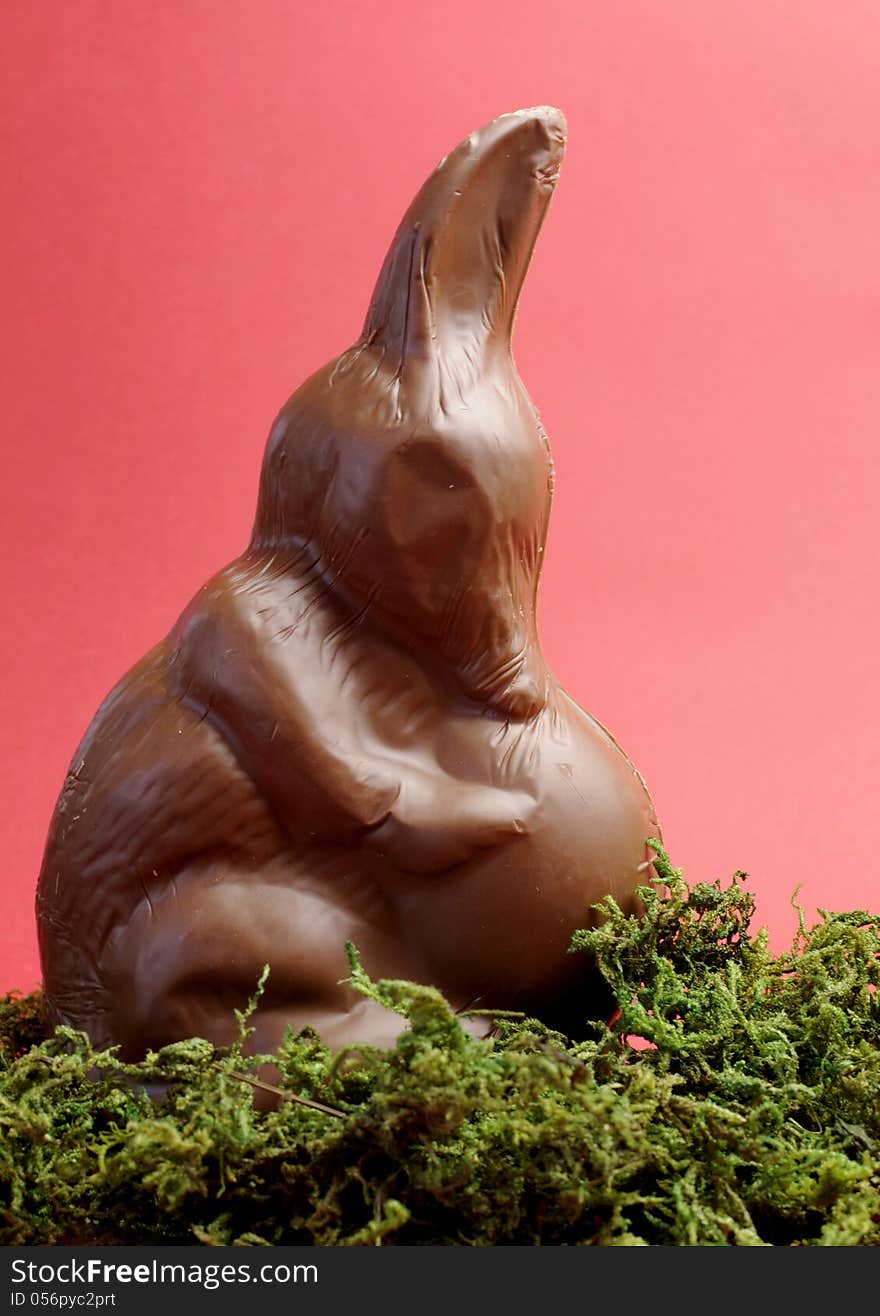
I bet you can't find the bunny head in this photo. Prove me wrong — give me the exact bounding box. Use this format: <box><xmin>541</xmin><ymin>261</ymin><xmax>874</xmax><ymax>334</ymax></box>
<box><xmin>249</xmin><ymin>108</ymin><xmax>568</xmax><ymax>719</ymax></box>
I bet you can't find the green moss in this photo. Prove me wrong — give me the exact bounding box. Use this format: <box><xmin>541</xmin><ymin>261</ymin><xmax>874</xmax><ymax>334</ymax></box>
<box><xmin>3</xmin><ymin>842</ymin><xmax>880</xmax><ymax>1245</ymax></box>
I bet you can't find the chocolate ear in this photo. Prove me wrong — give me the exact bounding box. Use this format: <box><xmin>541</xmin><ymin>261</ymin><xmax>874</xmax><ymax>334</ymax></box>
<box><xmin>362</xmin><ymin>107</ymin><xmax>566</xmax><ymax>382</ymax></box>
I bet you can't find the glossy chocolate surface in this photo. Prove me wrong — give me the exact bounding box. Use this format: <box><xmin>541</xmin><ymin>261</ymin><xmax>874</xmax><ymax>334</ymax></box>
<box><xmin>36</xmin><ymin>107</ymin><xmax>660</xmax><ymax>1055</ymax></box>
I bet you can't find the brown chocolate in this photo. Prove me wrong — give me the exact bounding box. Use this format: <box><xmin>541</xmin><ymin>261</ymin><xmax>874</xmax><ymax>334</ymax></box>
<box><xmin>36</xmin><ymin>107</ymin><xmax>660</xmax><ymax>1056</ymax></box>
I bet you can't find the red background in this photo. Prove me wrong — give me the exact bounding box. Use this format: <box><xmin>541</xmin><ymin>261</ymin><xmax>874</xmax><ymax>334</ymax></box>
<box><xmin>3</xmin><ymin>1</ymin><xmax>880</xmax><ymax>992</ymax></box>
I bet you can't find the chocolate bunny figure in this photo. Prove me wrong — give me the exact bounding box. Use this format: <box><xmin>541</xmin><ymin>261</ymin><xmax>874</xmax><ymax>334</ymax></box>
<box><xmin>37</xmin><ymin>107</ymin><xmax>660</xmax><ymax>1057</ymax></box>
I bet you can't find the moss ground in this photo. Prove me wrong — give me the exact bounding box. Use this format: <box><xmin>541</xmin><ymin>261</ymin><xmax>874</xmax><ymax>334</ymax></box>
<box><xmin>3</xmin><ymin>842</ymin><xmax>879</xmax><ymax>1245</ymax></box>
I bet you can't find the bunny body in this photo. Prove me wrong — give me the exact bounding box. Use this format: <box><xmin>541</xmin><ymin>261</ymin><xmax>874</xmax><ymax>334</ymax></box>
<box><xmin>37</xmin><ymin>108</ymin><xmax>660</xmax><ymax>1056</ymax></box>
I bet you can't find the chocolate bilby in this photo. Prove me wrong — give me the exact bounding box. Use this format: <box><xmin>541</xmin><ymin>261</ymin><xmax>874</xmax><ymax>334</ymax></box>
<box><xmin>36</xmin><ymin>107</ymin><xmax>660</xmax><ymax>1057</ymax></box>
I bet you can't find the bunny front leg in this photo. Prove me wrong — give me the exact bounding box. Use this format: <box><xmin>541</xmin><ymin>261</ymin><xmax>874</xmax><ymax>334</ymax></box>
<box><xmin>170</xmin><ymin>556</ymin><xmax>403</xmax><ymax>845</ymax></box>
